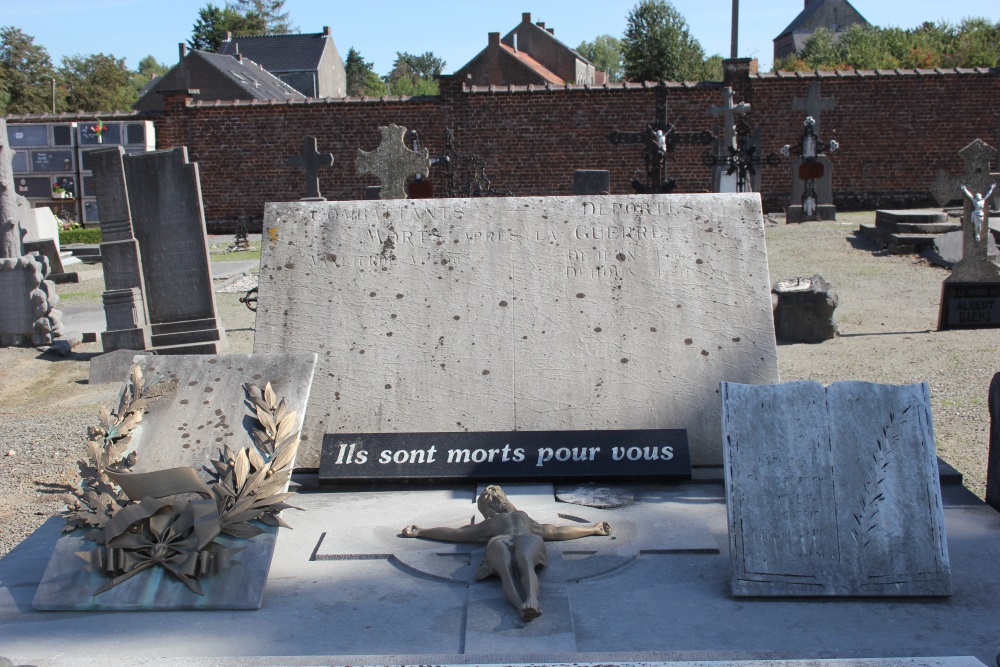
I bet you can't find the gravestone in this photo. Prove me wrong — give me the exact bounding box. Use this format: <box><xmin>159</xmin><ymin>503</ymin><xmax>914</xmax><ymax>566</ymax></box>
<box><xmin>33</xmin><ymin>352</ymin><xmax>318</xmax><ymax>610</ymax></box>
<box><xmin>572</xmin><ymin>170</ymin><xmax>610</xmax><ymax>196</ymax></box>
<box><xmin>0</xmin><ymin>118</ymin><xmax>66</xmax><ymax>348</ymax></box>
<box><xmin>988</xmin><ymin>372</ymin><xmax>1000</xmax><ymax>513</ymax></box>
<box><xmin>722</xmin><ymin>380</ymin><xmax>951</xmax><ymax>597</ymax></box>
<box><xmin>772</xmin><ymin>275</ymin><xmax>838</xmax><ymax>343</ymax></box>
<box><xmin>89</xmin><ymin>147</ymin><xmax>152</xmax><ymax>352</ymax></box>
<box><xmin>930</xmin><ymin>140</ymin><xmax>1000</xmax><ymax>330</ymax></box>
<box><xmin>784</xmin><ymin>82</ymin><xmax>839</xmax><ymax>223</ymax></box>
<box><xmin>124</xmin><ymin>148</ymin><xmax>226</xmax><ymax>352</ymax></box>
<box><xmin>254</xmin><ymin>194</ymin><xmax>779</xmax><ymax>470</ymax></box>
<box><xmin>286</xmin><ymin>136</ymin><xmax>334</xmax><ymax>200</ymax></box>
<box><xmin>708</xmin><ymin>87</ymin><xmax>750</xmax><ymax>193</ymax></box>
<box><xmin>356</xmin><ymin>124</ymin><xmax>430</xmax><ymax>200</ymax></box>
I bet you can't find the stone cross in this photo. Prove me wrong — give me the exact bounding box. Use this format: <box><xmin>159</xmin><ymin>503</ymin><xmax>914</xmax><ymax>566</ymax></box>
<box><xmin>356</xmin><ymin>124</ymin><xmax>430</xmax><ymax>200</ymax></box>
<box><xmin>286</xmin><ymin>136</ymin><xmax>334</xmax><ymax>200</ymax></box>
<box><xmin>929</xmin><ymin>139</ymin><xmax>1000</xmax><ymax>281</ymax></box>
<box><xmin>0</xmin><ymin>119</ymin><xmax>22</xmax><ymax>259</ymax></box>
<box><xmin>792</xmin><ymin>81</ymin><xmax>836</xmax><ymax>138</ymax></box>
<box><xmin>709</xmin><ymin>86</ymin><xmax>751</xmax><ymax>151</ymax></box>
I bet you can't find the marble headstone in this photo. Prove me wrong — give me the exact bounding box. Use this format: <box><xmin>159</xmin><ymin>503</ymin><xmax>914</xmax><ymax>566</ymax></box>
<box><xmin>255</xmin><ymin>194</ymin><xmax>779</xmax><ymax>469</ymax></box>
<box><xmin>33</xmin><ymin>352</ymin><xmax>318</xmax><ymax>610</ymax></box>
<box><xmin>722</xmin><ymin>380</ymin><xmax>951</xmax><ymax>597</ymax></box>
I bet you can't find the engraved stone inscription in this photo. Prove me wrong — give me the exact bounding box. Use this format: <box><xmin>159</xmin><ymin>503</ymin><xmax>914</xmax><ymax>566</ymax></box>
<box><xmin>256</xmin><ymin>194</ymin><xmax>778</xmax><ymax>469</ymax></box>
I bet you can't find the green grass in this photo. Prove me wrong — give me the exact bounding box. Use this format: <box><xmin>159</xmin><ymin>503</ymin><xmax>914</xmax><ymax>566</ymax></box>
<box><xmin>59</xmin><ymin>228</ymin><xmax>102</xmax><ymax>244</ymax></box>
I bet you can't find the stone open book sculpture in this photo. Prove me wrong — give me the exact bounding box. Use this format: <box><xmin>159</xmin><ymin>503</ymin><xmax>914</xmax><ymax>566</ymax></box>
<box><xmin>402</xmin><ymin>485</ymin><xmax>611</xmax><ymax>621</ymax></box>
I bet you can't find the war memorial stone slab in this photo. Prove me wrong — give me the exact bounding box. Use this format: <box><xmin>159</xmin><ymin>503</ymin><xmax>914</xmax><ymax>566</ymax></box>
<box><xmin>255</xmin><ymin>194</ymin><xmax>779</xmax><ymax>469</ymax></box>
<box><xmin>722</xmin><ymin>380</ymin><xmax>951</xmax><ymax>597</ymax></box>
<box><xmin>33</xmin><ymin>352</ymin><xmax>318</xmax><ymax>610</ymax></box>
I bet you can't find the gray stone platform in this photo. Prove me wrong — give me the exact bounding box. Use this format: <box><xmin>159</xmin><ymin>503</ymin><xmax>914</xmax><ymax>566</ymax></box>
<box><xmin>0</xmin><ymin>482</ymin><xmax>997</xmax><ymax>667</ymax></box>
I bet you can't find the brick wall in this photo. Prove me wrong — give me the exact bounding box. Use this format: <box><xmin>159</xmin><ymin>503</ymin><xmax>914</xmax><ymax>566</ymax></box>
<box><xmin>90</xmin><ymin>66</ymin><xmax>1000</xmax><ymax>231</ymax></box>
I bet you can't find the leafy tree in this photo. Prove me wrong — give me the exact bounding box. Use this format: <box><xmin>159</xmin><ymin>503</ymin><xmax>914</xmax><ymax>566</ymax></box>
<box><xmin>621</xmin><ymin>0</ymin><xmax>709</xmax><ymax>82</ymax></box>
<box><xmin>384</xmin><ymin>51</ymin><xmax>444</xmax><ymax>96</ymax></box>
<box><xmin>344</xmin><ymin>47</ymin><xmax>387</xmax><ymax>97</ymax></box>
<box><xmin>0</xmin><ymin>26</ymin><xmax>57</xmax><ymax>114</ymax></box>
<box><xmin>60</xmin><ymin>53</ymin><xmax>134</xmax><ymax>112</ymax></box>
<box><xmin>228</xmin><ymin>0</ymin><xmax>294</xmax><ymax>34</ymax></box>
<box><xmin>129</xmin><ymin>55</ymin><xmax>169</xmax><ymax>100</ymax></box>
<box><xmin>190</xmin><ymin>2</ymin><xmax>268</xmax><ymax>52</ymax></box>
<box><xmin>577</xmin><ymin>35</ymin><xmax>624</xmax><ymax>82</ymax></box>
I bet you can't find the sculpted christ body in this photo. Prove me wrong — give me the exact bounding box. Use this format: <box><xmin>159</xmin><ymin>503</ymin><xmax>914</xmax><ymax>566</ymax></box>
<box><xmin>402</xmin><ymin>485</ymin><xmax>612</xmax><ymax>621</ymax></box>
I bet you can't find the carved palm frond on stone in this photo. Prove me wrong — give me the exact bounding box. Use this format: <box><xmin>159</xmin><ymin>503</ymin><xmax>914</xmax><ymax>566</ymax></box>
<box><xmin>851</xmin><ymin>407</ymin><xmax>908</xmax><ymax>549</ymax></box>
<box><xmin>209</xmin><ymin>382</ymin><xmax>302</xmax><ymax>538</ymax></box>
<box><xmin>63</xmin><ymin>364</ymin><xmax>178</xmax><ymax>537</ymax></box>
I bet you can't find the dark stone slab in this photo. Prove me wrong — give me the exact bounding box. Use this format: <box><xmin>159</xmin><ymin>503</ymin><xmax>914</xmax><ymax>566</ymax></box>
<box><xmin>573</xmin><ymin>170</ymin><xmax>610</xmax><ymax>196</ymax></box>
<box><xmin>876</xmin><ymin>209</ymin><xmax>949</xmax><ymax>225</ymax></box>
<box><xmin>772</xmin><ymin>275</ymin><xmax>838</xmax><ymax>342</ymax></box>
<box><xmin>320</xmin><ymin>429</ymin><xmax>690</xmax><ymax>483</ymax></box>
<box><xmin>938</xmin><ymin>282</ymin><xmax>1000</xmax><ymax>330</ymax></box>
<box><xmin>988</xmin><ymin>373</ymin><xmax>1000</xmax><ymax>513</ymax></box>
<box><xmin>926</xmin><ymin>230</ymin><xmax>999</xmax><ymax>269</ymax></box>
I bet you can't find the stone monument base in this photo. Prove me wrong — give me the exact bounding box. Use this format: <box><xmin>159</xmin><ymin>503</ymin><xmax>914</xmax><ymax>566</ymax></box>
<box><xmin>785</xmin><ymin>204</ymin><xmax>836</xmax><ymax>223</ymax></box>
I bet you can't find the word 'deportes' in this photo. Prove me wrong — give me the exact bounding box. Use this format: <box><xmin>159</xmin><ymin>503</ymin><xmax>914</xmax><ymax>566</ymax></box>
<box><xmin>318</xmin><ymin>429</ymin><xmax>690</xmax><ymax>484</ymax></box>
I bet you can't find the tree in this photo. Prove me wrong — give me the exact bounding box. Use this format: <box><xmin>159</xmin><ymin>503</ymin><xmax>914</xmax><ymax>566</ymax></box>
<box><xmin>128</xmin><ymin>55</ymin><xmax>170</xmax><ymax>100</ymax></box>
<box><xmin>190</xmin><ymin>2</ymin><xmax>268</xmax><ymax>52</ymax></box>
<box><xmin>0</xmin><ymin>26</ymin><xmax>56</xmax><ymax>115</ymax></box>
<box><xmin>344</xmin><ymin>47</ymin><xmax>387</xmax><ymax>97</ymax></box>
<box><xmin>384</xmin><ymin>51</ymin><xmax>444</xmax><ymax>96</ymax></box>
<box><xmin>621</xmin><ymin>0</ymin><xmax>708</xmax><ymax>82</ymax></box>
<box><xmin>60</xmin><ymin>53</ymin><xmax>134</xmax><ymax>112</ymax></box>
<box><xmin>577</xmin><ymin>35</ymin><xmax>624</xmax><ymax>82</ymax></box>
<box><xmin>228</xmin><ymin>0</ymin><xmax>294</xmax><ymax>34</ymax></box>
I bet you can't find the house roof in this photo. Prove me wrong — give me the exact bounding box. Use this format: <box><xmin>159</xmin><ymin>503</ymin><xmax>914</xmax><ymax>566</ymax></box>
<box><xmin>776</xmin><ymin>0</ymin><xmax>868</xmax><ymax>39</ymax></box>
<box><xmin>498</xmin><ymin>43</ymin><xmax>563</xmax><ymax>84</ymax></box>
<box><xmin>191</xmin><ymin>50</ymin><xmax>306</xmax><ymax>99</ymax></box>
<box><xmin>218</xmin><ymin>32</ymin><xmax>330</xmax><ymax>72</ymax></box>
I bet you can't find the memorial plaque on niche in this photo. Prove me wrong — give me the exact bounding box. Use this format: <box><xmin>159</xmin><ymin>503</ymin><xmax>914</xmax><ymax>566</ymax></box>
<box><xmin>15</xmin><ymin>176</ymin><xmax>52</xmax><ymax>198</ymax></box>
<box><xmin>255</xmin><ymin>194</ymin><xmax>778</xmax><ymax>469</ymax></box>
<box><xmin>320</xmin><ymin>429</ymin><xmax>690</xmax><ymax>483</ymax></box>
<box><xmin>938</xmin><ymin>282</ymin><xmax>1000</xmax><ymax>330</ymax></box>
<box><xmin>31</xmin><ymin>150</ymin><xmax>73</xmax><ymax>172</ymax></box>
<box><xmin>722</xmin><ymin>380</ymin><xmax>951</xmax><ymax>597</ymax></box>
<box><xmin>7</xmin><ymin>125</ymin><xmax>48</xmax><ymax>147</ymax></box>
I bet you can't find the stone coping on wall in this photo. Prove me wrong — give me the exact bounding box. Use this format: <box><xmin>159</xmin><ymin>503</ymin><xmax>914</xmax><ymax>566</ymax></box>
<box><xmin>3</xmin><ymin>109</ymin><xmax>143</xmax><ymax>122</ymax></box>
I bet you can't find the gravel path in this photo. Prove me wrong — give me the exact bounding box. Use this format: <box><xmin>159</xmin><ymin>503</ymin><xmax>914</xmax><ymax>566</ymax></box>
<box><xmin>0</xmin><ymin>216</ymin><xmax>997</xmax><ymax>558</ymax></box>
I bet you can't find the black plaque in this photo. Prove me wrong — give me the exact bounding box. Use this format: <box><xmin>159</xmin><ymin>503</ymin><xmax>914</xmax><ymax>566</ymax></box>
<box><xmin>79</xmin><ymin>122</ymin><xmax>121</xmax><ymax>145</ymax></box>
<box><xmin>52</xmin><ymin>125</ymin><xmax>74</xmax><ymax>146</ymax></box>
<box><xmin>11</xmin><ymin>150</ymin><xmax>29</xmax><ymax>174</ymax></box>
<box><xmin>15</xmin><ymin>176</ymin><xmax>52</xmax><ymax>198</ymax></box>
<box><xmin>938</xmin><ymin>282</ymin><xmax>1000</xmax><ymax>330</ymax></box>
<box><xmin>7</xmin><ymin>125</ymin><xmax>48</xmax><ymax>147</ymax></box>
<box><xmin>31</xmin><ymin>150</ymin><xmax>73</xmax><ymax>172</ymax></box>
<box><xmin>319</xmin><ymin>429</ymin><xmax>690</xmax><ymax>484</ymax></box>
<box><xmin>125</xmin><ymin>122</ymin><xmax>147</xmax><ymax>145</ymax></box>
<box><xmin>83</xmin><ymin>199</ymin><xmax>100</xmax><ymax>223</ymax></box>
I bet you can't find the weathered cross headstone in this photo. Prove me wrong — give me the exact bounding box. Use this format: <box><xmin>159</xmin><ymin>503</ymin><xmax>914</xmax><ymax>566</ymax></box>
<box><xmin>708</xmin><ymin>87</ymin><xmax>750</xmax><ymax>193</ymax></box>
<box><xmin>33</xmin><ymin>352</ymin><xmax>318</xmax><ymax>610</ymax></box>
<box><xmin>784</xmin><ymin>82</ymin><xmax>839</xmax><ymax>223</ymax></box>
<box><xmin>607</xmin><ymin>81</ymin><xmax>714</xmax><ymax>194</ymax></box>
<box><xmin>254</xmin><ymin>193</ymin><xmax>779</xmax><ymax>470</ymax></box>
<box><xmin>356</xmin><ymin>124</ymin><xmax>430</xmax><ymax>200</ymax></box>
<box><xmin>988</xmin><ymin>372</ymin><xmax>1000</xmax><ymax>513</ymax></box>
<box><xmin>722</xmin><ymin>380</ymin><xmax>951</xmax><ymax>597</ymax></box>
<box><xmin>0</xmin><ymin>118</ymin><xmax>66</xmax><ymax>349</ymax></box>
<box><xmin>286</xmin><ymin>136</ymin><xmax>334</xmax><ymax>200</ymax></box>
<box><xmin>90</xmin><ymin>147</ymin><xmax>152</xmax><ymax>352</ymax></box>
<box><xmin>930</xmin><ymin>140</ymin><xmax>1000</xmax><ymax>330</ymax></box>
<box><xmin>123</xmin><ymin>148</ymin><xmax>226</xmax><ymax>352</ymax></box>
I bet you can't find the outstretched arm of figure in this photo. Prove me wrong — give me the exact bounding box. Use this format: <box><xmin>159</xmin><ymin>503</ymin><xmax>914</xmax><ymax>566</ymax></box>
<box><xmin>960</xmin><ymin>185</ymin><xmax>974</xmax><ymax>201</ymax></box>
<box><xmin>401</xmin><ymin>520</ymin><xmax>493</xmax><ymax>542</ymax></box>
<box><xmin>534</xmin><ymin>521</ymin><xmax>612</xmax><ymax>541</ymax></box>
<box><xmin>985</xmin><ymin>183</ymin><xmax>997</xmax><ymax>202</ymax></box>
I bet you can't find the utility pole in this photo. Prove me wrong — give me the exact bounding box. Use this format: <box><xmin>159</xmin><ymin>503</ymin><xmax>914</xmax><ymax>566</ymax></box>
<box><xmin>730</xmin><ymin>0</ymin><xmax>739</xmax><ymax>58</ymax></box>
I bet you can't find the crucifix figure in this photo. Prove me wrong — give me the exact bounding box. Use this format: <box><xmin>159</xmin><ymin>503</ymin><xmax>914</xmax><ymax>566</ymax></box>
<box><xmin>402</xmin><ymin>485</ymin><xmax>611</xmax><ymax>622</ymax></box>
<box><xmin>286</xmin><ymin>136</ymin><xmax>334</xmax><ymax>200</ymax></box>
<box><xmin>356</xmin><ymin>124</ymin><xmax>430</xmax><ymax>200</ymax></box>
<box><xmin>704</xmin><ymin>87</ymin><xmax>777</xmax><ymax>193</ymax></box>
<box><xmin>607</xmin><ymin>81</ymin><xmax>714</xmax><ymax>194</ymax></box>
<box><xmin>930</xmin><ymin>139</ymin><xmax>1000</xmax><ymax>282</ymax></box>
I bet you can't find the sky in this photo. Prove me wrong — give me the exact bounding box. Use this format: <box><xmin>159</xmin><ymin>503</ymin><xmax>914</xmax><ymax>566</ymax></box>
<box><xmin>3</xmin><ymin>0</ymin><xmax>999</xmax><ymax>77</ymax></box>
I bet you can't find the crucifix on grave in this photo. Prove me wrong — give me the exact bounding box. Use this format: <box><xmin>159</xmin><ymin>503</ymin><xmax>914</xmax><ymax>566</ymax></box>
<box><xmin>412</xmin><ymin>128</ymin><xmax>512</xmax><ymax>198</ymax></box>
<box><xmin>782</xmin><ymin>82</ymin><xmax>839</xmax><ymax>223</ymax></box>
<box><xmin>286</xmin><ymin>136</ymin><xmax>335</xmax><ymax>201</ymax></box>
<box><xmin>930</xmin><ymin>139</ymin><xmax>1000</xmax><ymax>286</ymax></box>
<box><xmin>607</xmin><ymin>80</ymin><xmax>714</xmax><ymax>194</ymax></box>
<box><xmin>356</xmin><ymin>124</ymin><xmax>430</xmax><ymax>200</ymax></box>
<box><xmin>703</xmin><ymin>87</ymin><xmax>779</xmax><ymax>193</ymax></box>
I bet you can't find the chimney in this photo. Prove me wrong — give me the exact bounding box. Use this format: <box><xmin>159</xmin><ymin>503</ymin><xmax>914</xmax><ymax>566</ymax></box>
<box><xmin>235</xmin><ymin>43</ymin><xmax>240</xmax><ymax>55</ymax></box>
<box><xmin>178</xmin><ymin>43</ymin><xmax>187</xmax><ymax>59</ymax></box>
<box><xmin>224</xmin><ymin>31</ymin><xmax>232</xmax><ymax>41</ymax></box>
<box><xmin>489</xmin><ymin>32</ymin><xmax>500</xmax><ymax>47</ymax></box>
<box><xmin>323</xmin><ymin>26</ymin><xmax>331</xmax><ymax>36</ymax></box>
<box><xmin>547</xmin><ymin>28</ymin><xmax>554</xmax><ymax>35</ymax></box>
<box><xmin>522</xmin><ymin>12</ymin><xmax>531</xmax><ymax>24</ymax></box>
<box><xmin>536</xmin><ymin>21</ymin><xmax>545</xmax><ymax>29</ymax></box>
